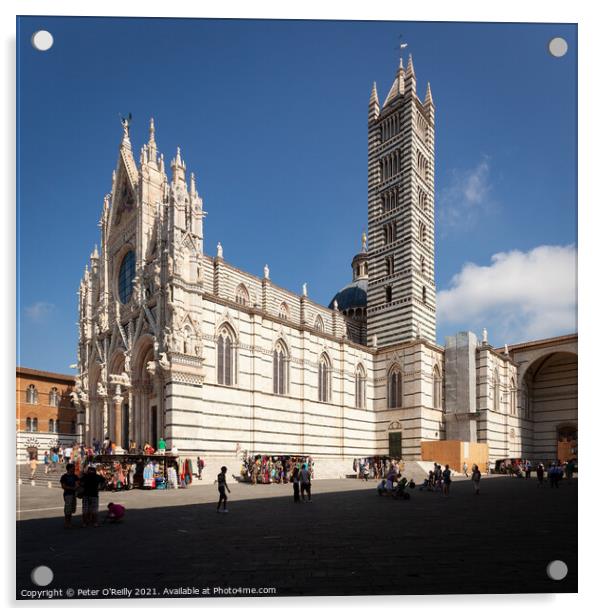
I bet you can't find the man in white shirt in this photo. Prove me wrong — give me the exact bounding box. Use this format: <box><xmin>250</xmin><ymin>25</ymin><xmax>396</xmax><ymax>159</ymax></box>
<box><xmin>64</xmin><ymin>445</ymin><xmax>73</xmax><ymax>465</ymax></box>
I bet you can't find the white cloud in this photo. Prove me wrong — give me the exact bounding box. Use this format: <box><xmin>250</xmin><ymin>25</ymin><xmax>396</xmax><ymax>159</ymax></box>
<box><xmin>437</xmin><ymin>244</ymin><xmax>577</xmax><ymax>344</ymax></box>
<box><xmin>24</xmin><ymin>301</ymin><xmax>55</xmax><ymax>323</ymax></box>
<box><xmin>438</xmin><ymin>156</ymin><xmax>492</xmax><ymax>231</ymax></box>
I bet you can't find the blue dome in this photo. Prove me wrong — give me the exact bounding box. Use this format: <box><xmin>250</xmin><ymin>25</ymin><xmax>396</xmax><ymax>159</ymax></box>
<box><xmin>328</xmin><ymin>279</ymin><xmax>368</xmax><ymax>311</ymax></box>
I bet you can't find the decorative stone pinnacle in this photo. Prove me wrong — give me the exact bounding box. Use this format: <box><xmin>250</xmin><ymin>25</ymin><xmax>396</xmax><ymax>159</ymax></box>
<box><xmin>263</xmin><ymin>264</ymin><xmax>270</xmax><ymax>279</ymax></box>
<box><xmin>216</xmin><ymin>242</ymin><xmax>223</xmax><ymax>259</ymax></box>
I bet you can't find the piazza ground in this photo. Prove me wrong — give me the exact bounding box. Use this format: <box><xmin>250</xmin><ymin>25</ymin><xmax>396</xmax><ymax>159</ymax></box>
<box><xmin>16</xmin><ymin>475</ymin><xmax>577</xmax><ymax>599</ymax></box>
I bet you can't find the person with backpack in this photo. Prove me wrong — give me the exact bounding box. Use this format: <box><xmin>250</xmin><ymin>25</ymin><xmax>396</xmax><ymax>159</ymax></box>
<box><xmin>471</xmin><ymin>464</ymin><xmax>481</xmax><ymax>495</ymax></box>
<box><xmin>299</xmin><ymin>463</ymin><xmax>312</xmax><ymax>502</ymax></box>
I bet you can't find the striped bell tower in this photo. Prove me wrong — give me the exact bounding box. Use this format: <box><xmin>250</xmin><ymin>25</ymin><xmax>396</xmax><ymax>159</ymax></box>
<box><xmin>366</xmin><ymin>54</ymin><xmax>436</xmax><ymax>347</ymax></box>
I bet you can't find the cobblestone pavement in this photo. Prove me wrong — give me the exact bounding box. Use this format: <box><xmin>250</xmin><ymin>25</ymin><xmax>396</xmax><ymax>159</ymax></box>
<box><xmin>16</xmin><ymin>475</ymin><xmax>577</xmax><ymax>599</ymax></box>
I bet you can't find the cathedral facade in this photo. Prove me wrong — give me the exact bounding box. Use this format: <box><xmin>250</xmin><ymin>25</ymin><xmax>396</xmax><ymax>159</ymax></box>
<box><xmin>73</xmin><ymin>55</ymin><xmax>577</xmax><ymax>477</ymax></box>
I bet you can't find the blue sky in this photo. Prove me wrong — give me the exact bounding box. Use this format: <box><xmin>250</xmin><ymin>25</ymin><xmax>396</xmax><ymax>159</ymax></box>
<box><xmin>17</xmin><ymin>17</ymin><xmax>577</xmax><ymax>373</ymax></box>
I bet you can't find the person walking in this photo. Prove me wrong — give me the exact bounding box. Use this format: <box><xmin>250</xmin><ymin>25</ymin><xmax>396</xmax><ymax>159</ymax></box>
<box><xmin>471</xmin><ymin>464</ymin><xmax>481</xmax><ymax>495</ymax></box>
<box><xmin>442</xmin><ymin>464</ymin><xmax>452</xmax><ymax>497</ymax></box>
<box><xmin>525</xmin><ymin>460</ymin><xmax>532</xmax><ymax>479</ymax></box>
<box><xmin>64</xmin><ymin>444</ymin><xmax>73</xmax><ymax>466</ymax></box>
<box><xmin>80</xmin><ymin>465</ymin><xmax>105</xmax><ymax>527</ymax></box>
<box><xmin>43</xmin><ymin>451</ymin><xmax>50</xmax><ymax>475</ymax></box>
<box><xmin>28</xmin><ymin>448</ymin><xmax>38</xmax><ymax>479</ymax></box>
<box><xmin>215</xmin><ymin>466</ymin><xmax>231</xmax><ymax>513</ymax></box>
<box><xmin>291</xmin><ymin>466</ymin><xmax>301</xmax><ymax>503</ymax></box>
<box><xmin>462</xmin><ymin>461</ymin><xmax>468</xmax><ymax>477</ymax></box>
<box><xmin>300</xmin><ymin>463</ymin><xmax>312</xmax><ymax>502</ymax></box>
<box><xmin>60</xmin><ymin>463</ymin><xmax>79</xmax><ymax>529</ymax></box>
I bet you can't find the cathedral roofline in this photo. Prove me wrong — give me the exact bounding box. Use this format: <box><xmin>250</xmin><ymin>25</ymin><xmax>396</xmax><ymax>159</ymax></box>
<box><xmin>203</xmin><ymin>292</ymin><xmax>375</xmax><ymax>354</ymax></box>
<box><xmin>499</xmin><ymin>333</ymin><xmax>578</xmax><ymax>353</ymax></box>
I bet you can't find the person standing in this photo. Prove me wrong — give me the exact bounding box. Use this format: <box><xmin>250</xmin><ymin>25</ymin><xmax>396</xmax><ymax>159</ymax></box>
<box><xmin>566</xmin><ymin>459</ymin><xmax>576</xmax><ymax>483</ymax></box>
<box><xmin>58</xmin><ymin>446</ymin><xmax>64</xmax><ymax>464</ymax></box>
<box><xmin>51</xmin><ymin>449</ymin><xmax>59</xmax><ymax>472</ymax></box>
<box><xmin>215</xmin><ymin>466</ymin><xmax>231</xmax><ymax>513</ymax></box>
<box><xmin>64</xmin><ymin>444</ymin><xmax>73</xmax><ymax>466</ymax></box>
<box><xmin>60</xmin><ymin>463</ymin><xmax>79</xmax><ymax>529</ymax></box>
<box><xmin>292</xmin><ymin>466</ymin><xmax>301</xmax><ymax>503</ymax></box>
<box><xmin>525</xmin><ymin>460</ymin><xmax>532</xmax><ymax>479</ymax></box>
<box><xmin>80</xmin><ymin>465</ymin><xmax>105</xmax><ymax>527</ymax></box>
<box><xmin>536</xmin><ymin>463</ymin><xmax>544</xmax><ymax>487</ymax></box>
<box><xmin>462</xmin><ymin>461</ymin><xmax>468</xmax><ymax>477</ymax></box>
<box><xmin>300</xmin><ymin>463</ymin><xmax>312</xmax><ymax>502</ymax></box>
<box><xmin>43</xmin><ymin>451</ymin><xmax>50</xmax><ymax>475</ymax></box>
<box><xmin>442</xmin><ymin>464</ymin><xmax>452</xmax><ymax>497</ymax></box>
<box><xmin>471</xmin><ymin>464</ymin><xmax>481</xmax><ymax>495</ymax></box>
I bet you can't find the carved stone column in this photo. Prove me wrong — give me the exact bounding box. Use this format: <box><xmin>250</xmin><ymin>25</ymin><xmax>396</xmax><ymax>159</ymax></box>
<box><xmin>113</xmin><ymin>385</ymin><xmax>124</xmax><ymax>448</ymax></box>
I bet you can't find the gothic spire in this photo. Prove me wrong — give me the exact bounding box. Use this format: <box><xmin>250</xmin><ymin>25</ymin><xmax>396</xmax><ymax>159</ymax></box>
<box><xmin>369</xmin><ymin>81</ymin><xmax>380</xmax><ymax>120</ymax></box>
<box><xmin>147</xmin><ymin>117</ymin><xmax>157</xmax><ymax>162</ymax></box>
<box><xmin>424</xmin><ymin>82</ymin><xmax>433</xmax><ymax>105</ymax></box>
<box><xmin>383</xmin><ymin>57</ymin><xmax>405</xmax><ymax>107</ymax></box>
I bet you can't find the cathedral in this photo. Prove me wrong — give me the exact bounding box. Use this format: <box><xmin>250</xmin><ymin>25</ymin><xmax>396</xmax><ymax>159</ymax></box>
<box><xmin>73</xmin><ymin>54</ymin><xmax>577</xmax><ymax>478</ymax></box>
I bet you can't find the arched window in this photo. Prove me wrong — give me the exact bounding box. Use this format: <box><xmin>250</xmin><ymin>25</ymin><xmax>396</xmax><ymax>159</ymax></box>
<box><xmin>26</xmin><ymin>385</ymin><xmax>38</xmax><ymax>404</ymax></box>
<box><xmin>273</xmin><ymin>340</ymin><xmax>289</xmax><ymax>395</ymax></box>
<box><xmin>314</xmin><ymin>315</ymin><xmax>324</xmax><ymax>332</ymax></box>
<box><xmin>318</xmin><ymin>353</ymin><xmax>332</xmax><ymax>402</ymax></box>
<box><xmin>493</xmin><ymin>369</ymin><xmax>500</xmax><ymax>412</ymax></box>
<box><xmin>216</xmin><ymin>325</ymin><xmax>237</xmax><ymax>386</ymax></box>
<box><xmin>388</xmin><ymin>365</ymin><xmax>403</xmax><ymax>409</ymax></box>
<box><xmin>510</xmin><ymin>377</ymin><xmax>517</xmax><ymax>416</ymax></box>
<box><xmin>278</xmin><ymin>302</ymin><xmax>290</xmax><ymax>321</ymax></box>
<box><xmin>49</xmin><ymin>418</ymin><xmax>58</xmax><ymax>432</ymax></box>
<box><xmin>385</xmin><ymin>256</ymin><xmax>394</xmax><ymax>276</ymax></box>
<box><xmin>420</xmin><ymin>256</ymin><xmax>426</xmax><ymax>275</ymax></box>
<box><xmin>118</xmin><ymin>249</ymin><xmax>136</xmax><ymax>304</ymax></box>
<box><xmin>418</xmin><ymin>221</ymin><xmax>426</xmax><ymax>244</ymax></box>
<box><xmin>355</xmin><ymin>364</ymin><xmax>367</xmax><ymax>409</ymax></box>
<box><xmin>422</xmin><ymin>286</ymin><xmax>427</xmax><ymax>304</ymax></box>
<box><xmin>26</xmin><ymin>417</ymin><xmax>38</xmax><ymax>432</ymax></box>
<box><xmin>235</xmin><ymin>284</ymin><xmax>249</xmax><ymax>306</ymax></box>
<box><xmin>49</xmin><ymin>387</ymin><xmax>60</xmax><ymax>407</ymax></box>
<box><xmin>432</xmin><ymin>365</ymin><xmax>442</xmax><ymax>410</ymax></box>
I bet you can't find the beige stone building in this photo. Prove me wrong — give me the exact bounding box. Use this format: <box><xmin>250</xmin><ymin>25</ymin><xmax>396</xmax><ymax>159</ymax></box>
<box><xmin>73</xmin><ymin>55</ymin><xmax>577</xmax><ymax>477</ymax></box>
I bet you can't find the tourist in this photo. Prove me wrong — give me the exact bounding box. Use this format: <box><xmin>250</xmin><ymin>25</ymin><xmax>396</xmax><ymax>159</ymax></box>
<box><xmin>292</xmin><ymin>466</ymin><xmax>301</xmax><ymax>503</ymax></box>
<box><xmin>64</xmin><ymin>444</ymin><xmax>73</xmax><ymax>465</ymax></box>
<box><xmin>28</xmin><ymin>449</ymin><xmax>38</xmax><ymax>479</ymax></box>
<box><xmin>197</xmin><ymin>457</ymin><xmax>205</xmax><ymax>480</ymax></box>
<box><xmin>215</xmin><ymin>466</ymin><xmax>231</xmax><ymax>513</ymax></box>
<box><xmin>525</xmin><ymin>460</ymin><xmax>532</xmax><ymax>479</ymax></box>
<box><xmin>43</xmin><ymin>451</ymin><xmax>50</xmax><ymax>475</ymax></box>
<box><xmin>471</xmin><ymin>464</ymin><xmax>481</xmax><ymax>495</ymax></box>
<box><xmin>80</xmin><ymin>465</ymin><xmax>105</xmax><ymax>527</ymax></box>
<box><xmin>51</xmin><ymin>449</ymin><xmax>59</xmax><ymax>471</ymax></box>
<box><xmin>536</xmin><ymin>463</ymin><xmax>545</xmax><ymax>487</ymax></box>
<box><xmin>462</xmin><ymin>461</ymin><xmax>468</xmax><ymax>477</ymax></box>
<box><xmin>105</xmin><ymin>502</ymin><xmax>126</xmax><ymax>524</ymax></box>
<box><xmin>58</xmin><ymin>446</ymin><xmax>64</xmax><ymax>463</ymax></box>
<box><xmin>300</xmin><ymin>463</ymin><xmax>312</xmax><ymax>502</ymax></box>
<box><xmin>442</xmin><ymin>464</ymin><xmax>452</xmax><ymax>497</ymax></box>
<box><xmin>565</xmin><ymin>459</ymin><xmax>576</xmax><ymax>483</ymax></box>
<box><xmin>60</xmin><ymin>463</ymin><xmax>79</xmax><ymax>529</ymax></box>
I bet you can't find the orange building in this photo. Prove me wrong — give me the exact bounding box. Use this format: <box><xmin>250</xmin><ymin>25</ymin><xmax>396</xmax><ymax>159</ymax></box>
<box><xmin>16</xmin><ymin>367</ymin><xmax>77</xmax><ymax>462</ymax></box>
